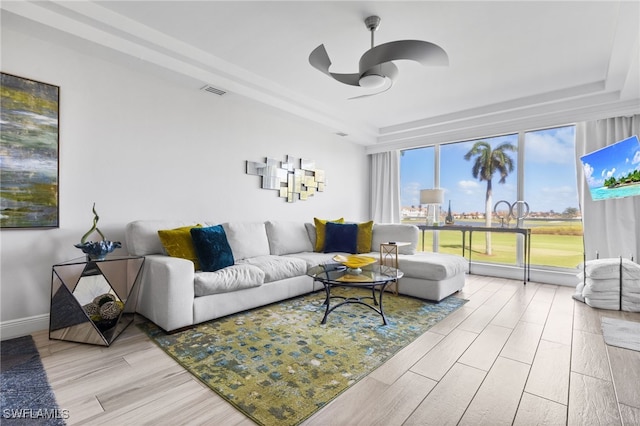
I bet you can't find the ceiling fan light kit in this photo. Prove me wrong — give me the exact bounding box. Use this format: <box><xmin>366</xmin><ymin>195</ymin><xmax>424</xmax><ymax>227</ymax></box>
<box><xmin>359</xmin><ymin>73</ymin><xmax>386</xmax><ymax>89</ymax></box>
<box><xmin>309</xmin><ymin>15</ymin><xmax>449</xmax><ymax>98</ymax></box>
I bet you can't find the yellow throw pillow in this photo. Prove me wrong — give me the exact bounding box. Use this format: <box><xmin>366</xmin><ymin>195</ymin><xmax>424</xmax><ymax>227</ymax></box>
<box><xmin>313</xmin><ymin>217</ymin><xmax>344</xmax><ymax>252</ymax></box>
<box><xmin>356</xmin><ymin>220</ymin><xmax>374</xmax><ymax>253</ymax></box>
<box><xmin>158</xmin><ymin>225</ymin><xmax>202</xmax><ymax>270</ymax></box>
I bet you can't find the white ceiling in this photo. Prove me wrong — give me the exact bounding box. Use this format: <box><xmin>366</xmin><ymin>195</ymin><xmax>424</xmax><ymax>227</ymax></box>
<box><xmin>3</xmin><ymin>1</ymin><xmax>639</xmax><ymax>149</ymax></box>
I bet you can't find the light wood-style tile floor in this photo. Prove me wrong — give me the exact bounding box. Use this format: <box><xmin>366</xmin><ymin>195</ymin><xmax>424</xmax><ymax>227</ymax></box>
<box><xmin>31</xmin><ymin>275</ymin><xmax>640</xmax><ymax>425</ymax></box>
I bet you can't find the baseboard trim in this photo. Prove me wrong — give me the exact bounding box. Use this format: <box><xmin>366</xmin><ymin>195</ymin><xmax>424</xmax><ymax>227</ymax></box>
<box><xmin>1</xmin><ymin>314</ymin><xmax>49</xmax><ymax>340</ymax></box>
<box><xmin>469</xmin><ymin>262</ymin><xmax>578</xmax><ymax>286</ymax></box>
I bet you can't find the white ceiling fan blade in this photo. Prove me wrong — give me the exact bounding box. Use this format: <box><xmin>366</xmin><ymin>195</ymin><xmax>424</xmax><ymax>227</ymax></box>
<box><xmin>309</xmin><ymin>44</ymin><xmax>361</xmax><ymax>86</ymax></box>
<box><xmin>359</xmin><ymin>40</ymin><xmax>449</xmax><ymax>74</ymax></box>
<box><xmin>309</xmin><ymin>44</ymin><xmax>332</xmax><ymax>74</ymax></box>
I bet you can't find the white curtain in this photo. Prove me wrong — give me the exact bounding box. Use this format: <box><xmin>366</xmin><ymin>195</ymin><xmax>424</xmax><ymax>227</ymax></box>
<box><xmin>370</xmin><ymin>151</ymin><xmax>401</xmax><ymax>223</ymax></box>
<box><xmin>575</xmin><ymin>114</ymin><xmax>640</xmax><ymax>261</ymax></box>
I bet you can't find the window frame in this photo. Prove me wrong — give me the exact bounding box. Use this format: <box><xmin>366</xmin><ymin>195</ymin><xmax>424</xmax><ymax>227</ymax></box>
<box><xmin>400</xmin><ymin>124</ymin><xmax>582</xmax><ymax>273</ymax></box>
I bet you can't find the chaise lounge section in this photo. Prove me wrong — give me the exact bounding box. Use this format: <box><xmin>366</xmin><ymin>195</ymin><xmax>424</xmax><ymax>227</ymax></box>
<box><xmin>125</xmin><ymin>220</ymin><xmax>468</xmax><ymax>332</ymax></box>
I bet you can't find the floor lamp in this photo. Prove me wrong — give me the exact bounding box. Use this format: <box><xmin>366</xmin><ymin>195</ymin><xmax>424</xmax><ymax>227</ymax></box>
<box><xmin>420</xmin><ymin>189</ymin><xmax>444</xmax><ymax>226</ymax></box>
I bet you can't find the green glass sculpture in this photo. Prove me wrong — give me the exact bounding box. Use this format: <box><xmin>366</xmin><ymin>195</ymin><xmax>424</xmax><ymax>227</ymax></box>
<box><xmin>74</xmin><ymin>203</ymin><xmax>121</xmax><ymax>260</ymax></box>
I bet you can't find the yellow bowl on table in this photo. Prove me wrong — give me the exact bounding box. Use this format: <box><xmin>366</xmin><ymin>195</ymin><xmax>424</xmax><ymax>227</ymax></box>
<box><xmin>332</xmin><ymin>255</ymin><xmax>377</xmax><ymax>269</ymax></box>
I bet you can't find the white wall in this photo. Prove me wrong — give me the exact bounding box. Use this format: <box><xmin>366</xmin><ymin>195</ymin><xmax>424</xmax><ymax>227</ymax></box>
<box><xmin>0</xmin><ymin>25</ymin><xmax>368</xmax><ymax>337</ymax></box>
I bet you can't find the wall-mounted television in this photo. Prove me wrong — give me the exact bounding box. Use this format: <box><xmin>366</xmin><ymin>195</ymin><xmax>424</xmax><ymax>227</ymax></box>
<box><xmin>580</xmin><ymin>135</ymin><xmax>640</xmax><ymax>201</ymax></box>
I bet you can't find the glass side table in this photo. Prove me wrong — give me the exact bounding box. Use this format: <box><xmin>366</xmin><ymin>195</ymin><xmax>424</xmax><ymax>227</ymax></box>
<box><xmin>49</xmin><ymin>256</ymin><xmax>144</xmax><ymax>346</ymax></box>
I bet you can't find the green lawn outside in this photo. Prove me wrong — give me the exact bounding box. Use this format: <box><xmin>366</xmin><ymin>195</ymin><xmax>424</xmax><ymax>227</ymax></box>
<box><xmin>407</xmin><ymin>220</ymin><xmax>584</xmax><ymax>269</ymax></box>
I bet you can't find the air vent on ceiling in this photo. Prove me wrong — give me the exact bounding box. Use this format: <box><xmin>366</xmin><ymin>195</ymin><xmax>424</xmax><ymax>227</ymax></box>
<box><xmin>200</xmin><ymin>85</ymin><xmax>227</xmax><ymax>96</ymax></box>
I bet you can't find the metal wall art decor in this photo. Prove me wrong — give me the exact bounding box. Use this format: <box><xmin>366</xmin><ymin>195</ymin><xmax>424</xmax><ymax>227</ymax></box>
<box><xmin>246</xmin><ymin>155</ymin><xmax>325</xmax><ymax>202</ymax></box>
<box><xmin>0</xmin><ymin>72</ymin><xmax>60</xmax><ymax>228</ymax></box>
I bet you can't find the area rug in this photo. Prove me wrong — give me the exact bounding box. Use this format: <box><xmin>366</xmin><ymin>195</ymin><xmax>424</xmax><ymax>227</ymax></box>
<box><xmin>0</xmin><ymin>335</ymin><xmax>66</xmax><ymax>425</ymax></box>
<box><xmin>601</xmin><ymin>317</ymin><xmax>640</xmax><ymax>352</ymax></box>
<box><xmin>139</xmin><ymin>287</ymin><xmax>466</xmax><ymax>426</ymax></box>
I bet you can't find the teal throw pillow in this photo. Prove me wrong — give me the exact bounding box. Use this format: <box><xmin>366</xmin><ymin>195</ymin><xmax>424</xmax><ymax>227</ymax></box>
<box><xmin>190</xmin><ymin>225</ymin><xmax>235</xmax><ymax>272</ymax></box>
<box><xmin>323</xmin><ymin>222</ymin><xmax>358</xmax><ymax>254</ymax></box>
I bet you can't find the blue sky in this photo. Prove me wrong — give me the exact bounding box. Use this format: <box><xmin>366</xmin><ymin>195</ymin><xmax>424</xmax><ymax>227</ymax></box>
<box><xmin>401</xmin><ymin>125</ymin><xmax>579</xmax><ymax>214</ymax></box>
<box><xmin>580</xmin><ymin>135</ymin><xmax>640</xmax><ymax>189</ymax></box>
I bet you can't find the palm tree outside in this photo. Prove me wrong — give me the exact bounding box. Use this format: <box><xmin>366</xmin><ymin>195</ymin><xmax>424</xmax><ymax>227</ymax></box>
<box><xmin>464</xmin><ymin>141</ymin><xmax>517</xmax><ymax>255</ymax></box>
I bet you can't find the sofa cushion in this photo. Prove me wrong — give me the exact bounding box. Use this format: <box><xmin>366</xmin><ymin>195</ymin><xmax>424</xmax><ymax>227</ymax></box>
<box><xmin>265</xmin><ymin>221</ymin><xmax>313</xmax><ymax>255</ymax></box>
<box><xmin>191</xmin><ymin>225</ymin><xmax>235</xmax><ymax>272</ymax></box>
<box><xmin>356</xmin><ymin>220</ymin><xmax>374</xmax><ymax>253</ymax></box>
<box><xmin>194</xmin><ymin>264</ymin><xmax>264</xmax><ymax>296</ymax></box>
<box><xmin>324</xmin><ymin>222</ymin><xmax>358</xmax><ymax>253</ymax></box>
<box><xmin>313</xmin><ymin>217</ymin><xmax>344</xmax><ymax>252</ymax></box>
<box><xmin>126</xmin><ymin>220</ymin><xmax>201</xmax><ymax>256</ymax></box>
<box><xmin>305</xmin><ymin>223</ymin><xmax>317</xmax><ymax>249</ymax></box>
<box><xmin>237</xmin><ymin>255</ymin><xmax>308</xmax><ymax>283</ymax></box>
<box><xmin>157</xmin><ymin>225</ymin><xmax>202</xmax><ymax>270</ymax></box>
<box><xmin>285</xmin><ymin>252</ymin><xmax>341</xmax><ymax>269</ymax></box>
<box><xmin>372</xmin><ymin>224</ymin><xmax>418</xmax><ymax>255</ymax></box>
<box><xmin>223</xmin><ymin>222</ymin><xmax>270</xmax><ymax>260</ymax></box>
<box><xmin>397</xmin><ymin>252</ymin><xmax>468</xmax><ymax>281</ymax></box>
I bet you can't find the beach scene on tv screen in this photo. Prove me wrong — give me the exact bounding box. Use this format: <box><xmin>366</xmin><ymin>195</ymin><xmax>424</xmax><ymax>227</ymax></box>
<box><xmin>581</xmin><ymin>135</ymin><xmax>640</xmax><ymax>201</ymax></box>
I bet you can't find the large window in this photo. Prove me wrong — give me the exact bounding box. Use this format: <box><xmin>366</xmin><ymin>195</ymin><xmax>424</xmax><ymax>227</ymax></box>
<box><xmin>523</xmin><ymin>126</ymin><xmax>583</xmax><ymax>268</ymax></box>
<box><xmin>440</xmin><ymin>134</ymin><xmax>519</xmax><ymax>264</ymax></box>
<box><xmin>400</xmin><ymin>146</ymin><xmax>434</xmax><ymax>226</ymax></box>
<box><xmin>400</xmin><ymin>125</ymin><xmax>583</xmax><ymax>270</ymax></box>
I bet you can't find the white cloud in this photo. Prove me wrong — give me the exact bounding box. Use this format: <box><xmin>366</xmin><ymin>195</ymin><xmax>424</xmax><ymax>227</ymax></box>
<box><xmin>633</xmin><ymin>150</ymin><xmax>640</xmax><ymax>165</ymax></box>
<box><xmin>584</xmin><ymin>162</ymin><xmax>602</xmax><ymax>187</ymax></box>
<box><xmin>458</xmin><ymin>180</ymin><xmax>480</xmax><ymax>195</ymax></box>
<box><xmin>535</xmin><ymin>185</ymin><xmax>579</xmax><ymax>211</ymax></box>
<box><xmin>600</xmin><ymin>168</ymin><xmax>616</xmax><ymax>178</ymax></box>
<box><xmin>458</xmin><ymin>180</ymin><xmax>480</xmax><ymax>189</ymax></box>
<box><xmin>583</xmin><ymin>162</ymin><xmax>593</xmax><ymax>178</ymax></box>
<box><xmin>525</xmin><ymin>130</ymin><xmax>574</xmax><ymax>164</ymax></box>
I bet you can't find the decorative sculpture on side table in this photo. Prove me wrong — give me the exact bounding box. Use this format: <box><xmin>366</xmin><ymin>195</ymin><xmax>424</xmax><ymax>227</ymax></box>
<box><xmin>74</xmin><ymin>203</ymin><xmax>121</xmax><ymax>260</ymax></box>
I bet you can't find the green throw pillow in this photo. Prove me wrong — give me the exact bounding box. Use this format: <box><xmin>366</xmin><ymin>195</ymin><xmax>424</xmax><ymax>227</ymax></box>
<box><xmin>158</xmin><ymin>225</ymin><xmax>202</xmax><ymax>270</ymax></box>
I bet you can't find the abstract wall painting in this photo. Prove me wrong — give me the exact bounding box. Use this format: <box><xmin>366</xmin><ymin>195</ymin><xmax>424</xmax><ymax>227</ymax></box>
<box><xmin>1</xmin><ymin>73</ymin><xmax>59</xmax><ymax>228</ymax></box>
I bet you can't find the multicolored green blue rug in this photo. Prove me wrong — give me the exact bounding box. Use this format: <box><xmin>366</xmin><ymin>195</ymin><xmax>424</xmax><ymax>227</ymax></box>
<box><xmin>139</xmin><ymin>288</ymin><xmax>466</xmax><ymax>426</ymax></box>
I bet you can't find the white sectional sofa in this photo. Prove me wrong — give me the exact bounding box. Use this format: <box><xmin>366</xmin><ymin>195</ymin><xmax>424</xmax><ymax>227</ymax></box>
<box><xmin>125</xmin><ymin>220</ymin><xmax>468</xmax><ymax>332</ymax></box>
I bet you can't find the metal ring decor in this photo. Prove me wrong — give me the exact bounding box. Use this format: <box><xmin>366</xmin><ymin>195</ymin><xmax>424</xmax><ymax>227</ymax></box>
<box><xmin>493</xmin><ymin>200</ymin><xmax>512</xmax><ymax>227</ymax></box>
<box><xmin>494</xmin><ymin>200</ymin><xmax>530</xmax><ymax>228</ymax></box>
<box><xmin>510</xmin><ymin>200</ymin><xmax>530</xmax><ymax>222</ymax></box>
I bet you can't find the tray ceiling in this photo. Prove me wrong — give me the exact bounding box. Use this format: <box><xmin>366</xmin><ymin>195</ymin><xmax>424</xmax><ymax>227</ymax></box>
<box><xmin>2</xmin><ymin>1</ymin><xmax>639</xmax><ymax>148</ymax></box>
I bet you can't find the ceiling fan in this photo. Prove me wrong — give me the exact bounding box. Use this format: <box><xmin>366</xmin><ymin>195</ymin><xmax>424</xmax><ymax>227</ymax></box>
<box><xmin>309</xmin><ymin>15</ymin><xmax>448</xmax><ymax>99</ymax></box>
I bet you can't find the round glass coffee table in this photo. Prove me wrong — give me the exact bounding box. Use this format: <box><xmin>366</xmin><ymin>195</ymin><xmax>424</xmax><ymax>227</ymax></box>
<box><xmin>307</xmin><ymin>263</ymin><xmax>404</xmax><ymax>325</ymax></box>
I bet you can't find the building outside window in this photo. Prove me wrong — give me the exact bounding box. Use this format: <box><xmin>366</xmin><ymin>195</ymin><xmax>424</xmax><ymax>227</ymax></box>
<box><xmin>400</xmin><ymin>146</ymin><xmax>435</xmax><ymax>225</ymax></box>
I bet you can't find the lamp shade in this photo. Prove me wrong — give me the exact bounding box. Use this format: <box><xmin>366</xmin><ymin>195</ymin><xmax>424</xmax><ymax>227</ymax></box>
<box><xmin>420</xmin><ymin>189</ymin><xmax>444</xmax><ymax>204</ymax></box>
